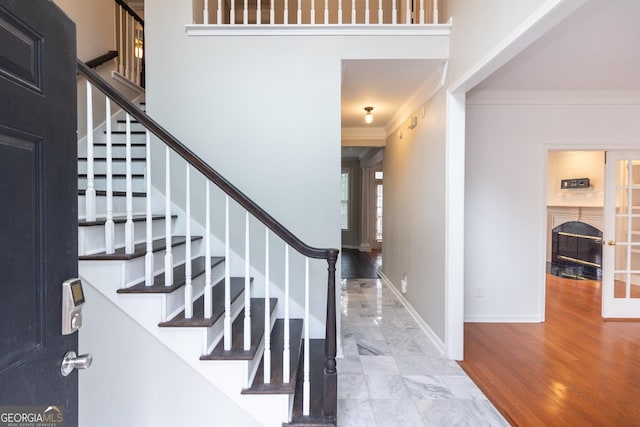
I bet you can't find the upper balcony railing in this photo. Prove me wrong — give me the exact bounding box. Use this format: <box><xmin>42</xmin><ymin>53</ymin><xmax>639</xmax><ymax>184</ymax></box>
<box><xmin>192</xmin><ymin>0</ymin><xmax>440</xmax><ymax>25</ymax></box>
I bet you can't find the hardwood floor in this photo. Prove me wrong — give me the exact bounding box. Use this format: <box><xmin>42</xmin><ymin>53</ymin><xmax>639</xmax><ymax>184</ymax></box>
<box><xmin>341</xmin><ymin>248</ymin><xmax>380</xmax><ymax>279</ymax></box>
<box><xmin>460</xmin><ymin>275</ymin><xmax>640</xmax><ymax>426</ymax></box>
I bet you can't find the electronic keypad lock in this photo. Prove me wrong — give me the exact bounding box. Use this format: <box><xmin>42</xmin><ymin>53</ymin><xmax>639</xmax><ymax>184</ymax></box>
<box><xmin>62</xmin><ymin>278</ymin><xmax>85</xmax><ymax>335</ymax></box>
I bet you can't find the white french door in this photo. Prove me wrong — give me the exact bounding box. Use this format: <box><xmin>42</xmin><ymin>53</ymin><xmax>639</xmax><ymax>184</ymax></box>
<box><xmin>603</xmin><ymin>151</ymin><xmax>640</xmax><ymax>317</ymax></box>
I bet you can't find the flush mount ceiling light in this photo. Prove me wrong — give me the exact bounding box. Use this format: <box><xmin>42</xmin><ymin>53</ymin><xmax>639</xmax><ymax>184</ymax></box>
<box><xmin>364</xmin><ymin>106</ymin><xmax>374</xmax><ymax>124</ymax></box>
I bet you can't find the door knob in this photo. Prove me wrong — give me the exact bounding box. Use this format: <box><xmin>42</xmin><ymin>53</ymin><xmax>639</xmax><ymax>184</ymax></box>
<box><xmin>61</xmin><ymin>351</ymin><xmax>93</xmax><ymax>376</ymax></box>
<box><xmin>608</xmin><ymin>240</ymin><xmax>616</xmax><ymax>246</ymax></box>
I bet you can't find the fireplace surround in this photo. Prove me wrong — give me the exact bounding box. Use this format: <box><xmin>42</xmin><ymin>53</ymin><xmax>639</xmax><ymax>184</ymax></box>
<box><xmin>551</xmin><ymin>221</ymin><xmax>602</xmax><ymax>280</ymax></box>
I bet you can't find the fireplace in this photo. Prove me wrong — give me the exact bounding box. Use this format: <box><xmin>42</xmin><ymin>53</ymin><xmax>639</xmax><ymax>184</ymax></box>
<box><xmin>551</xmin><ymin>221</ymin><xmax>602</xmax><ymax>280</ymax></box>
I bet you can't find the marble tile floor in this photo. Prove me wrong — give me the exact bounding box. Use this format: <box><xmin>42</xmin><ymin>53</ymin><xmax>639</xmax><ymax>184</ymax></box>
<box><xmin>338</xmin><ymin>278</ymin><xmax>508</xmax><ymax>427</ymax></box>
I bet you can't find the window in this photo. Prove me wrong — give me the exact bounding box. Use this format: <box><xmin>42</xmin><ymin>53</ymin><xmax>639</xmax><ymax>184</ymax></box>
<box><xmin>341</xmin><ymin>169</ymin><xmax>349</xmax><ymax>230</ymax></box>
<box><xmin>375</xmin><ymin>171</ymin><xmax>383</xmax><ymax>242</ymax></box>
<box><xmin>376</xmin><ymin>183</ymin><xmax>383</xmax><ymax>242</ymax></box>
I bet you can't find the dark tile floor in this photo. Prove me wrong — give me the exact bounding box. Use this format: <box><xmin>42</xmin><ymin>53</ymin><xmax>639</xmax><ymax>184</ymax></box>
<box><xmin>341</xmin><ymin>249</ymin><xmax>380</xmax><ymax>279</ymax></box>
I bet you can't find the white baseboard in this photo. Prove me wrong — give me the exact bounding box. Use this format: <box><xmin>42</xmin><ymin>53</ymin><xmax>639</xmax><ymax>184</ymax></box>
<box><xmin>377</xmin><ymin>269</ymin><xmax>446</xmax><ymax>356</ymax></box>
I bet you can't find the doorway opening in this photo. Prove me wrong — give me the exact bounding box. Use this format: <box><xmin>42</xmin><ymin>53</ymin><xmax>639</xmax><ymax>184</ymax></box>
<box><xmin>545</xmin><ymin>150</ymin><xmax>605</xmax><ymax>312</ymax></box>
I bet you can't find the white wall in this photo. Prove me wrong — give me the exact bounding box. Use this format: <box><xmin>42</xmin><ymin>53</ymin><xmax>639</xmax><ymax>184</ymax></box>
<box><xmin>54</xmin><ymin>0</ymin><xmax>142</xmax><ymax>141</ymax></box>
<box><xmin>79</xmin><ymin>282</ymin><xmax>260</xmax><ymax>427</ymax></box>
<box><xmin>442</xmin><ymin>0</ymin><xmax>548</xmax><ymax>86</ymax></box>
<box><xmin>465</xmin><ymin>91</ymin><xmax>640</xmax><ymax>322</ymax></box>
<box><xmin>383</xmin><ymin>89</ymin><xmax>447</xmax><ymax>339</ymax></box>
<box><xmin>547</xmin><ymin>150</ymin><xmax>604</xmax><ymax>207</ymax></box>
<box><xmin>381</xmin><ymin>0</ymin><xmax>551</xmax><ymax>345</ymax></box>
<box><xmin>144</xmin><ymin>0</ymin><xmax>447</xmax><ymax>336</ymax></box>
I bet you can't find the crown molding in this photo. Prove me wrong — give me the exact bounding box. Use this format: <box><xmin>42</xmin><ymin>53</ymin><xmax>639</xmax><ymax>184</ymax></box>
<box><xmin>384</xmin><ymin>60</ymin><xmax>448</xmax><ymax>135</ymax></box>
<box><xmin>467</xmin><ymin>90</ymin><xmax>640</xmax><ymax>106</ymax></box>
<box><xmin>341</xmin><ymin>127</ymin><xmax>387</xmax><ymax>145</ymax></box>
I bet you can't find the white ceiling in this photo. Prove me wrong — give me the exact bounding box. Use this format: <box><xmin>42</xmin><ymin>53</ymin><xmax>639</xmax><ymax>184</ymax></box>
<box><xmin>474</xmin><ymin>0</ymin><xmax>640</xmax><ymax>91</ymax></box>
<box><xmin>341</xmin><ymin>59</ymin><xmax>445</xmax><ymax>129</ymax></box>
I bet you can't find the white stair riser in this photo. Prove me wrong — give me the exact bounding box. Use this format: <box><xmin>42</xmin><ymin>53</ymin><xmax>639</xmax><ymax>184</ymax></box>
<box><xmin>114</xmin><ymin>122</ymin><xmax>146</xmax><ymax>132</ymax></box>
<box><xmin>78</xmin><ymin>195</ymin><xmax>147</xmax><ymax>218</ymax></box>
<box><xmin>78</xmin><ymin>217</ymin><xmax>173</xmax><ymax>256</ymax></box>
<box><xmin>78</xmin><ymin>160</ymin><xmax>147</xmax><ymax>175</ymax></box>
<box><xmin>79</xmin><ymin>177</ymin><xmax>146</xmax><ymax>193</ymax></box>
<box><xmin>84</xmin><ymin>145</ymin><xmax>147</xmax><ymax>158</ymax></box>
<box><xmin>164</xmin><ymin>262</ymin><xmax>226</xmax><ymax>322</ymax></box>
<box><xmin>117</xmin><ymin>240</ymin><xmax>200</xmax><ymax>288</ymax></box>
<box><xmin>202</xmin><ymin>291</ymin><xmax>245</xmax><ymax>354</ymax></box>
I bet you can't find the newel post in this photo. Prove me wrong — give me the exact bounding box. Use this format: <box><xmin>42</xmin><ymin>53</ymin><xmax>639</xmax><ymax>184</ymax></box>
<box><xmin>324</xmin><ymin>249</ymin><xmax>339</xmax><ymax>419</ymax></box>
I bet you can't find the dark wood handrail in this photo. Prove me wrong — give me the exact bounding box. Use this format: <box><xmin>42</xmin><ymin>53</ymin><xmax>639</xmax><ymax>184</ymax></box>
<box><xmin>115</xmin><ymin>0</ymin><xmax>144</xmax><ymax>26</ymax></box>
<box><xmin>78</xmin><ymin>58</ymin><xmax>338</xmax><ymax>422</ymax></box>
<box><xmin>85</xmin><ymin>51</ymin><xmax>119</xmax><ymax>69</ymax></box>
<box><xmin>77</xmin><ymin>59</ymin><xmax>338</xmax><ymax>262</ymax></box>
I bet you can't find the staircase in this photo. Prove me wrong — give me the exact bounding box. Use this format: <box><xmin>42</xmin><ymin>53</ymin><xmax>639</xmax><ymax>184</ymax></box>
<box><xmin>76</xmin><ymin>61</ymin><xmax>337</xmax><ymax>427</ymax></box>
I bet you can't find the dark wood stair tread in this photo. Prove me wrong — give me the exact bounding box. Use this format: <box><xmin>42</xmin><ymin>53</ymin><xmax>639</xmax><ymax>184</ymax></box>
<box><xmin>158</xmin><ymin>276</ymin><xmax>247</xmax><ymax>327</ymax></box>
<box><xmin>117</xmin><ymin>119</ymin><xmax>140</xmax><ymax>124</ymax></box>
<box><xmin>104</xmin><ymin>130</ymin><xmax>146</xmax><ymax>134</ymax></box>
<box><xmin>118</xmin><ymin>256</ymin><xmax>225</xmax><ymax>294</ymax></box>
<box><xmin>243</xmin><ymin>318</ymin><xmax>303</xmax><ymax>395</ymax></box>
<box><xmin>78</xmin><ymin>157</ymin><xmax>146</xmax><ymax>161</ymax></box>
<box><xmin>79</xmin><ymin>214</ymin><xmax>174</xmax><ymax>227</ymax></box>
<box><xmin>283</xmin><ymin>339</ymin><xmax>335</xmax><ymax>427</ymax></box>
<box><xmin>78</xmin><ymin>173</ymin><xmax>145</xmax><ymax>178</ymax></box>
<box><xmin>93</xmin><ymin>141</ymin><xmax>146</xmax><ymax>146</ymax></box>
<box><xmin>201</xmin><ymin>298</ymin><xmax>277</xmax><ymax>361</ymax></box>
<box><xmin>78</xmin><ymin>189</ymin><xmax>146</xmax><ymax>197</ymax></box>
<box><xmin>78</xmin><ymin>235</ymin><xmax>202</xmax><ymax>260</ymax></box>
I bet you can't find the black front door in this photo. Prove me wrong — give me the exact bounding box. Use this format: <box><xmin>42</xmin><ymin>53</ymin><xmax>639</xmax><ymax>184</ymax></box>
<box><xmin>0</xmin><ymin>0</ymin><xmax>78</xmax><ymax>425</ymax></box>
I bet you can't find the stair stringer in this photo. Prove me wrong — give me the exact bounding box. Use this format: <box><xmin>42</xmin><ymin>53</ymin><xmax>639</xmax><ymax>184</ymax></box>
<box><xmin>79</xmin><ymin>261</ymin><xmax>292</xmax><ymax>427</ymax></box>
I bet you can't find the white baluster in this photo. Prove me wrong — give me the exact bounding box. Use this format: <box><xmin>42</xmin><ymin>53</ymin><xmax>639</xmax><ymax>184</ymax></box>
<box><xmin>184</xmin><ymin>165</ymin><xmax>193</xmax><ymax>318</ymax></box>
<box><xmin>263</xmin><ymin>228</ymin><xmax>271</xmax><ymax>384</ymax></box>
<box><xmin>118</xmin><ymin>8</ymin><xmax>124</xmax><ymax>75</ymax></box>
<box><xmin>283</xmin><ymin>245</ymin><xmax>290</xmax><ymax>383</ymax></box>
<box><xmin>433</xmin><ymin>0</ymin><xmax>438</xmax><ymax>23</ymax></box>
<box><xmin>378</xmin><ymin>0</ymin><xmax>383</xmax><ymax>23</ymax></box>
<box><xmin>144</xmin><ymin>131</ymin><xmax>154</xmax><ymax>286</ymax></box>
<box><xmin>324</xmin><ymin>0</ymin><xmax>328</xmax><ymax>23</ymax></box>
<box><xmin>217</xmin><ymin>0</ymin><xmax>222</xmax><ymax>24</ymax></box>
<box><xmin>125</xmin><ymin>15</ymin><xmax>131</xmax><ymax>80</ymax></box>
<box><xmin>230</xmin><ymin>0</ymin><xmax>236</xmax><ymax>25</ymax></box>
<box><xmin>104</xmin><ymin>98</ymin><xmax>114</xmax><ymax>254</ymax></box>
<box><xmin>392</xmin><ymin>0</ymin><xmax>397</xmax><ymax>24</ymax></box>
<box><xmin>224</xmin><ymin>196</ymin><xmax>232</xmax><ymax>350</ymax></box>
<box><xmin>303</xmin><ymin>257</ymin><xmax>310</xmax><ymax>416</ymax></box>
<box><xmin>270</xmin><ymin>0</ymin><xmax>275</xmax><ymax>24</ymax></box>
<box><xmin>297</xmin><ymin>0</ymin><xmax>302</xmax><ymax>23</ymax></box>
<box><xmin>338</xmin><ymin>0</ymin><xmax>342</xmax><ymax>24</ymax></box>
<box><xmin>310</xmin><ymin>0</ymin><xmax>315</xmax><ymax>24</ymax></box>
<box><xmin>130</xmin><ymin>17</ymin><xmax>135</xmax><ymax>81</ymax></box>
<box><xmin>124</xmin><ymin>114</ymin><xmax>134</xmax><ymax>254</ymax></box>
<box><xmin>204</xmin><ymin>0</ymin><xmax>209</xmax><ymax>24</ymax></box>
<box><xmin>351</xmin><ymin>0</ymin><xmax>356</xmax><ymax>23</ymax></box>
<box><xmin>204</xmin><ymin>181</ymin><xmax>213</xmax><ymax>318</ymax></box>
<box><xmin>133</xmin><ymin>23</ymin><xmax>139</xmax><ymax>86</ymax></box>
<box><xmin>244</xmin><ymin>211</ymin><xmax>251</xmax><ymax>351</ymax></box>
<box><xmin>284</xmin><ymin>0</ymin><xmax>288</xmax><ymax>24</ymax></box>
<box><xmin>164</xmin><ymin>146</ymin><xmax>173</xmax><ymax>286</ymax></box>
<box><xmin>85</xmin><ymin>82</ymin><xmax>96</xmax><ymax>222</ymax></box>
<box><xmin>243</xmin><ymin>0</ymin><xmax>248</xmax><ymax>24</ymax></box>
<box><xmin>257</xmin><ymin>0</ymin><xmax>261</xmax><ymax>25</ymax></box>
<box><xmin>419</xmin><ymin>0</ymin><xmax>424</xmax><ymax>23</ymax></box>
<box><xmin>365</xmin><ymin>0</ymin><xmax>369</xmax><ymax>23</ymax></box>
<box><xmin>405</xmin><ymin>0</ymin><xmax>410</xmax><ymax>24</ymax></box>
